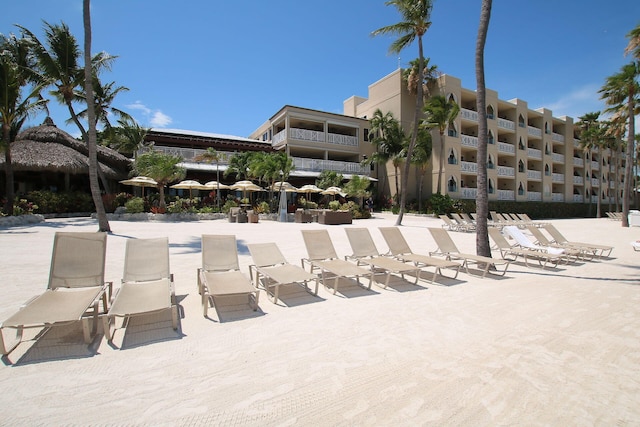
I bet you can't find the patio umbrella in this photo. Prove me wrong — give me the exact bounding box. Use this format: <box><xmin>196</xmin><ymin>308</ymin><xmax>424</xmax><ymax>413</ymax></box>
<box><xmin>269</xmin><ymin>181</ymin><xmax>298</xmax><ymax>193</ymax></box>
<box><xmin>321</xmin><ymin>186</ymin><xmax>345</xmax><ymax>200</ymax></box>
<box><xmin>170</xmin><ymin>179</ymin><xmax>207</xmax><ymax>198</ymax></box>
<box><xmin>202</xmin><ymin>181</ymin><xmax>231</xmax><ymax>190</ymax></box>
<box><xmin>120</xmin><ymin>176</ymin><xmax>158</xmax><ymax>197</ymax></box>
<box><xmin>230</xmin><ymin>180</ymin><xmax>264</xmax><ymax>203</ymax></box>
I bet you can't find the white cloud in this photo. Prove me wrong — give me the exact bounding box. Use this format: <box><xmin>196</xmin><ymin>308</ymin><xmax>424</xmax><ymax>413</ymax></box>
<box><xmin>125</xmin><ymin>101</ymin><xmax>172</xmax><ymax>128</ymax></box>
<box><xmin>545</xmin><ymin>83</ymin><xmax>604</xmax><ymax>119</ymax></box>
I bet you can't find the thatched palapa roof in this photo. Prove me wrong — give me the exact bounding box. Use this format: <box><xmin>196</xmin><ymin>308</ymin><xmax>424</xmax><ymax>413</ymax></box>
<box><xmin>0</xmin><ymin>120</ymin><xmax>130</xmax><ymax>179</ymax></box>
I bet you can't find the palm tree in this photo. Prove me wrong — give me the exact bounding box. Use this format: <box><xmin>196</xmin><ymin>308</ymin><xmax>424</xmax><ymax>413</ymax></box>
<box><xmin>0</xmin><ymin>33</ymin><xmax>48</xmax><ymax>215</ymax></box>
<box><xmin>224</xmin><ymin>151</ymin><xmax>255</xmax><ymax>181</ymax></box>
<box><xmin>576</xmin><ymin>112</ymin><xmax>602</xmax><ymax>217</ymax></box>
<box><xmin>343</xmin><ymin>175</ymin><xmax>371</xmax><ymax>209</ymax></box>
<box><xmin>402</xmin><ymin>57</ymin><xmax>439</xmax><ymax>99</ymax></box>
<box><xmin>411</xmin><ymin>126</ymin><xmax>432</xmax><ymax>212</ymax></box>
<box><xmin>73</xmin><ymin>78</ymin><xmax>132</xmax><ymax>131</ymax></box>
<box><xmin>474</xmin><ymin>0</ymin><xmax>492</xmax><ymax>258</ymax></box>
<box><xmin>604</xmin><ymin>113</ymin><xmax>627</xmax><ymax>211</ymax></box>
<box><xmin>316</xmin><ymin>170</ymin><xmax>343</xmax><ymax>190</ymax></box>
<box><xmin>194</xmin><ymin>147</ymin><xmax>223</xmax><ymax>209</ymax></box>
<box><xmin>599</xmin><ymin>63</ymin><xmax>639</xmax><ymax>227</ymax></box>
<box><xmin>249</xmin><ymin>151</ymin><xmax>293</xmax><ymax>210</ymax></box>
<box><xmin>422</xmin><ymin>95</ymin><xmax>460</xmax><ymax>194</ymax></box>
<box><xmin>373</xmin><ymin>0</ymin><xmax>434</xmax><ymax>226</ymax></box>
<box><xmin>133</xmin><ymin>150</ymin><xmax>185</xmax><ymax>210</ymax></box>
<box><xmin>108</xmin><ymin>117</ymin><xmax>149</xmax><ymax>158</ymax></box>
<box><xmin>624</xmin><ymin>23</ymin><xmax>640</xmax><ymax>59</ymax></box>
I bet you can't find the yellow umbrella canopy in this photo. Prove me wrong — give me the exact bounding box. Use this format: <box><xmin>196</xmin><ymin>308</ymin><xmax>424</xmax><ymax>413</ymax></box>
<box><xmin>269</xmin><ymin>181</ymin><xmax>298</xmax><ymax>192</ymax></box>
<box><xmin>230</xmin><ymin>180</ymin><xmax>264</xmax><ymax>202</ymax></box>
<box><xmin>170</xmin><ymin>179</ymin><xmax>207</xmax><ymax>198</ymax></box>
<box><xmin>202</xmin><ymin>181</ymin><xmax>231</xmax><ymax>190</ymax></box>
<box><xmin>120</xmin><ymin>176</ymin><xmax>158</xmax><ymax>197</ymax></box>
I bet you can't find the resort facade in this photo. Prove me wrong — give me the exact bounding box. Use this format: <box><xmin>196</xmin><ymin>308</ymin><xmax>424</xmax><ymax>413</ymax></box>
<box><xmin>143</xmin><ymin>69</ymin><xmax>626</xmax><ymax>206</ymax></box>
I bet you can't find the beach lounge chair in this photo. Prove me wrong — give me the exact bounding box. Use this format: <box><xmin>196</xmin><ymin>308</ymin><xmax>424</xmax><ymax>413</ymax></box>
<box><xmin>301</xmin><ymin>229</ymin><xmax>373</xmax><ymax>294</ymax></box>
<box><xmin>198</xmin><ymin>235</ymin><xmax>259</xmax><ymax>317</ymax></box>
<box><xmin>543</xmin><ymin>224</ymin><xmax>613</xmax><ymax>258</ymax></box>
<box><xmin>247</xmin><ymin>242</ymin><xmax>319</xmax><ymax>304</ymax></box>
<box><xmin>450</xmin><ymin>213</ymin><xmax>476</xmax><ymax>231</ymax></box>
<box><xmin>502</xmin><ymin>226</ymin><xmax>579</xmax><ymax>263</ymax></box>
<box><xmin>344</xmin><ymin>228</ymin><xmax>422</xmax><ymax>288</ymax></box>
<box><xmin>488</xmin><ymin>227</ymin><xmax>562</xmax><ymax>269</ymax></box>
<box><xmin>103</xmin><ymin>237</ymin><xmax>178</xmax><ymax>342</ymax></box>
<box><xmin>378</xmin><ymin>227</ymin><xmax>462</xmax><ymax>283</ymax></box>
<box><xmin>632</xmin><ymin>241</ymin><xmax>640</xmax><ymax>251</ymax></box>
<box><xmin>439</xmin><ymin>214</ymin><xmax>460</xmax><ymax>231</ymax></box>
<box><xmin>427</xmin><ymin>227</ymin><xmax>510</xmax><ymax>278</ymax></box>
<box><xmin>0</xmin><ymin>232</ymin><xmax>110</xmax><ymax>355</ymax></box>
<box><xmin>526</xmin><ymin>226</ymin><xmax>593</xmax><ymax>261</ymax></box>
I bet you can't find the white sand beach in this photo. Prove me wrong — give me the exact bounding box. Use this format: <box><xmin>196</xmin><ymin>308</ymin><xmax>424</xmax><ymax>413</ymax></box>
<box><xmin>0</xmin><ymin>213</ymin><xmax>639</xmax><ymax>426</ymax></box>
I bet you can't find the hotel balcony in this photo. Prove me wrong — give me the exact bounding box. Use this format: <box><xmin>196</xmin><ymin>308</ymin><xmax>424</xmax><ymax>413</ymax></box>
<box><xmin>497</xmin><ymin>189</ymin><xmax>515</xmax><ymax>200</ymax></box>
<box><xmin>498</xmin><ymin>142</ymin><xmax>515</xmax><ymax>154</ymax></box>
<box><xmin>497</xmin><ymin>165</ymin><xmax>515</xmax><ymax>177</ymax></box>
<box><xmin>527</xmin><ymin>147</ymin><xmax>542</xmax><ymax>159</ymax></box>
<box><xmin>573</xmin><ymin>157</ymin><xmax>584</xmax><ymax>167</ymax></box>
<box><xmin>460</xmin><ymin>161</ymin><xmax>478</xmax><ymax>174</ymax></box>
<box><xmin>273</xmin><ymin>128</ymin><xmax>358</xmax><ymax>149</ymax></box>
<box><xmin>460</xmin><ymin>108</ymin><xmax>478</xmax><ymax>122</ymax></box>
<box><xmin>460</xmin><ymin>187</ymin><xmax>477</xmax><ymax>199</ymax></box>
<box><xmin>527</xmin><ymin>126</ymin><xmax>542</xmax><ymax>138</ymax></box>
<box><xmin>552</xmin><ymin>193</ymin><xmax>564</xmax><ymax>202</ymax></box>
<box><xmin>591</xmin><ymin>178</ymin><xmax>600</xmax><ymax>187</ymax></box>
<box><xmin>573</xmin><ymin>176</ymin><xmax>584</xmax><ymax>185</ymax></box>
<box><xmin>591</xmin><ymin>161</ymin><xmax>599</xmax><ymax>171</ymax></box>
<box><xmin>497</xmin><ymin>118</ymin><xmax>515</xmax><ymax>131</ymax></box>
<box><xmin>292</xmin><ymin>157</ymin><xmax>369</xmax><ymax>176</ymax></box>
<box><xmin>552</xmin><ymin>173</ymin><xmax>565</xmax><ymax>183</ymax></box>
<box><xmin>552</xmin><ymin>132</ymin><xmax>565</xmax><ymax>143</ymax></box>
<box><xmin>573</xmin><ymin>194</ymin><xmax>584</xmax><ymax>203</ymax></box>
<box><xmin>527</xmin><ymin>191</ymin><xmax>542</xmax><ymax>201</ymax></box>
<box><xmin>527</xmin><ymin>170</ymin><xmax>542</xmax><ymax>180</ymax></box>
<box><xmin>461</xmin><ymin>134</ymin><xmax>478</xmax><ymax>148</ymax></box>
<box><xmin>552</xmin><ymin>153</ymin><xmax>565</xmax><ymax>163</ymax></box>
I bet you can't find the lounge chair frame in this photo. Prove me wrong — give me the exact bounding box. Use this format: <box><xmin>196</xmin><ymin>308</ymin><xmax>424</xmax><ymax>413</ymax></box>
<box><xmin>543</xmin><ymin>224</ymin><xmax>613</xmax><ymax>258</ymax></box>
<box><xmin>488</xmin><ymin>227</ymin><xmax>561</xmax><ymax>269</ymax></box>
<box><xmin>0</xmin><ymin>232</ymin><xmax>110</xmax><ymax>355</ymax></box>
<box><xmin>427</xmin><ymin>227</ymin><xmax>510</xmax><ymax>278</ymax></box>
<box><xmin>378</xmin><ymin>227</ymin><xmax>462</xmax><ymax>283</ymax></box>
<box><xmin>301</xmin><ymin>230</ymin><xmax>373</xmax><ymax>295</ymax></box>
<box><xmin>248</xmin><ymin>242</ymin><xmax>319</xmax><ymax>304</ymax></box>
<box><xmin>198</xmin><ymin>235</ymin><xmax>259</xmax><ymax>317</ymax></box>
<box><xmin>103</xmin><ymin>237</ymin><xmax>178</xmax><ymax>342</ymax></box>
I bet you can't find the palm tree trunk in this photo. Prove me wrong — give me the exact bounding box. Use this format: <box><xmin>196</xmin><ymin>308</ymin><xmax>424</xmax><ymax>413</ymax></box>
<box><xmin>474</xmin><ymin>0</ymin><xmax>492</xmax><ymax>258</ymax></box>
<box><xmin>83</xmin><ymin>0</ymin><xmax>110</xmax><ymax>232</ymax></box>
<box><xmin>436</xmin><ymin>130</ymin><xmax>445</xmax><ymax>194</ymax></box>
<box><xmin>621</xmin><ymin>92</ymin><xmax>634</xmax><ymax>227</ymax></box>
<box><xmin>396</xmin><ymin>35</ymin><xmax>425</xmax><ymax>226</ymax></box>
<box><xmin>615</xmin><ymin>142</ymin><xmax>621</xmax><ymax>211</ymax></box>
<box><xmin>2</xmin><ymin>125</ymin><xmax>14</xmax><ymax>215</ymax></box>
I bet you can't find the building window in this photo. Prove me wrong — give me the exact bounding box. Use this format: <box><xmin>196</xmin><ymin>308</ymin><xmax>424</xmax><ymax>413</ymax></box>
<box><xmin>447</xmin><ymin>124</ymin><xmax>458</xmax><ymax>137</ymax></box>
<box><xmin>518</xmin><ymin>160</ymin><xmax>525</xmax><ymax>173</ymax></box>
<box><xmin>448</xmin><ymin>150</ymin><xmax>457</xmax><ymax>165</ymax></box>
<box><xmin>518</xmin><ymin>115</ymin><xmax>526</xmax><ymax>128</ymax></box>
<box><xmin>544</xmin><ymin>164</ymin><xmax>550</xmax><ymax>176</ymax></box>
<box><xmin>518</xmin><ymin>182</ymin><xmax>525</xmax><ymax>195</ymax></box>
<box><xmin>488</xmin><ymin>179</ymin><xmax>494</xmax><ymax>194</ymax></box>
<box><xmin>364</xmin><ymin>128</ymin><xmax>369</xmax><ymax>142</ymax></box>
<box><xmin>518</xmin><ymin>138</ymin><xmax>525</xmax><ymax>150</ymax></box>
<box><xmin>448</xmin><ymin>177</ymin><xmax>457</xmax><ymax>192</ymax></box>
<box><xmin>487</xmin><ymin>105</ymin><xmax>494</xmax><ymax>119</ymax></box>
<box><xmin>487</xmin><ymin>155</ymin><xmax>495</xmax><ymax>169</ymax></box>
<box><xmin>488</xmin><ymin>131</ymin><xmax>494</xmax><ymax>144</ymax></box>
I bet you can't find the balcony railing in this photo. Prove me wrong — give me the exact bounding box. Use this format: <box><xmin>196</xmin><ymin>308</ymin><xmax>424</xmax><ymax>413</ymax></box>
<box><xmin>552</xmin><ymin>193</ymin><xmax>564</xmax><ymax>202</ymax></box>
<box><xmin>460</xmin><ymin>161</ymin><xmax>478</xmax><ymax>174</ymax></box>
<box><xmin>573</xmin><ymin>194</ymin><xmax>584</xmax><ymax>203</ymax></box>
<box><xmin>552</xmin><ymin>152</ymin><xmax>565</xmax><ymax>163</ymax></box>
<box><xmin>591</xmin><ymin>178</ymin><xmax>600</xmax><ymax>187</ymax></box>
<box><xmin>290</xmin><ymin>127</ymin><xmax>325</xmax><ymax>143</ymax></box>
<box><xmin>292</xmin><ymin>157</ymin><xmax>369</xmax><ymax>175</ymax></box>
<box><xmin>327</xmin><ymin>132</ymin><xmax>358</xmax><ymax>147</ymax></box>
<box><xmin>149</xmin><ymin>146</ymin><xmax>234</xmax><ymax>164</ymax></box>
<box><xmin>498</xmin><ymin>142</ymin><xmax>515</xmax><ymax>154</ymax></box>
<box><xmin>273</xmin><ymin>129</ymin><xmax>286</xmax><ymax>145</ymax></box>
<box><xmin>591</xmin><ymin>161</ymin><xmax>599</xmax><ymax>170</ymax></box>
<box><xmin>461</xmin><ymin>134</ymin><xmax>478</xmax><ymax>148</ymax></box>
<box><xmin>497</xmin><ymin>166</ymin><xmax>515</xmax><ymax>177</ymax></box>
<box><xmin>573</xmin><ymin>176</ymin><xmax>584</xmax><ymax>185</ymax></box>
<box><xmin>527</xmin><ymin>126</ymin><xmax>542</xmax><ymax>138</ymax></box>
<box><xmin>573</xmin><ymin>157</ymin><xmax>584</xmax><ymax>167</ymax></box>
<box><xmin>527</xmin><ymin>170</ymin><xmax>542</xmax><ymax>180</ymax></box>
<box><xmin>552</xmin><ymin>173</ymin><xmax>565</xmax><ymax>183</ymax></box>
<box><xmin>497</xmin><ymin>118</ymin><xmax>515</xmax><ymax>131</ymax></box>
<box><xmin>527</xmin><ymin>191</ymin><xmax>542</xmax><ymax>201</ymax></box>
<box><xmin>527</xmin><ymin>148</ymin><xmax>542</xmax><ymax>159</ymax></box>
<box><xmin>552</xmin><ymin>132</ymin><xmax>565</xmax><ymax>142</ymax></box>
<box><xmin>497</xmin><ymin>189</ymin><xmax>515</xmax><ymax>200</ymax></box>
<box><xmin>460</xmin><ymin>187</ymin><xmax>477</xmax><ymax>199</ymax></box>
<box><xmin>460</xmin><ymin>108</ymin><xmax>478</xmax><ymax>122</ymax></box>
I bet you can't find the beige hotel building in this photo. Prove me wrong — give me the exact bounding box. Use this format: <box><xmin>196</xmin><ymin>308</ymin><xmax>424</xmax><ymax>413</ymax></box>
<box><xmin>147</xmin><ymin>69</ymin><xmax>623</xmax><ymax>206</ymax></box>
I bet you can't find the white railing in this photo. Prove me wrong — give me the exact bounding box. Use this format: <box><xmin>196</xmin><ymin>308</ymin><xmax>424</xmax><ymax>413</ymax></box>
<box><xmin>552</xmin><ymin>152</ymin><xmax>565</xmax><ymax>163</ymax></box>
<box><xmin>528</xmin><ymin>126</ymin><xmax>542</xmax><ymax>137</ymax></box>
<box><xmin>149</xmin><ymin>146</ymin><xmax>234</xmax><ymax>164</ymax></box>
<box><xmin>527</xmin><ymin>147</ymin><xmax>542</xmax><ymax>159</ymax></box>
<box><xmin>327</xmin><ymin>132</ymin><xmax>358</xmax><ymax>147</ymax></box>
<box><xmin>498</xmin><ymin>142</ymin><xmax>515</xmax><ymax>154</ymax></box>
<box><xmin>552</xmin><ymin>193</ymin><xmax>564</xmax><ymax>202</ymax></box>
<box><xmin>497</xmin><ymin>166</ymin><xmax>515</xmax><ymax>177</ymax></box>
<box><xmin>460</xmin><ymin>187</ymin><xmax>477</xmax><ymax>199</ymax></box>
<box><xmin>460</xmin><ymin>161</ymin><xmax>478</xmax><ymax>174</ymax></box>
<box><xmin>273</xmin><ymin>129</ymin><xmax>287</xmax><ymax>146</ymax></box>
<box><xmin>591</xmin><ymin>161</ymin><xmax>599</xmax><ymax>170</ymax></box>
<box><xmin>497</xmin><ymin>189</ymin><xmax>515</xmax><ymax>200</ymax></box>
<box><xmin>497</xmin><ymin>118</ymin><xmax>515</xmax><ymax>131</ymax></box>
<box><xmin>527</xmin><ymin>191</ymin><xmax>542</xmax><ymax>201</ymax></box>
<box><xmin>552</xmin><ymin>173</ymin><xmax>564</xmax><ymax>183</ymax></box>
<box><xmin>573</xmin><ymin>157</ymin><xmax>584</xmax><ymax>167</ymax></box>
<box><xmin>461</xmin><ymin>134</ymin><xmax>478</xmax><ymax>148</ymax></box>
<box><xmin>591</xmin><ymin>178</ymin><xmax>600</xmax><ymax>187</ymax></box>
<box><xmin>290</xmin><ymin>127</ymin><xmax>325</xmax><ymax>142</ymax></box>
<box><xmin>460</xmin><ymin>108</ymin><xmax>478</xmax><ymax>121</ymax></box>
<box><xmin>527</xmin><ymin>170</ymin><xmax>542</xmax><ymax>180</ymax></box>
<box><xmin>552</xmin><ymin>132</ymin><xmax>565</xmax><ymax>142</ymax></box>
<box><xmin>292</xmin><ymin>157</ymin><xmax>369</xmax><ymax>175</ymax></box>
<box><xmin>574</xmin><ymin>139</ymin><xmax>581</xmax><ymax>148</ymax></box>
<box><xmin>573</xmin><ymin>176</ymin><xmax>583</xmax><ymax>185</ymax></box>
<box><xmin>573</xmin><ymin>194</ymin><xmax>584</xmax><ymax>203</ymax></box>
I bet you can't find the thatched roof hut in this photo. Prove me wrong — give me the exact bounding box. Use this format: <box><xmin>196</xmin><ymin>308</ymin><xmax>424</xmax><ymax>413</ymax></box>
<box><xmin>0</xmin><ymin>120</ymin><xmax>130</xmax><ymax>180</ymax></box>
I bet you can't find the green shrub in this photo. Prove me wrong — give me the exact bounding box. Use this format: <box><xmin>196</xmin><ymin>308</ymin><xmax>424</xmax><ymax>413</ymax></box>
<box><xmin>198</xmin><ymin>206</ymin><xmax>215</xmax><ymax>213</ymax></box>
<box><xmin>428</xmin><ymin>194</ymin><xmax>455</xmax><ymax>215</ymax></box>
<box><xmin>167</xmin><ymin>197</ymin><xmax>197</xmax><ymax>213</ymax></box>
<box><xmin>125</xmin><ymin>197</ymin><xmax>145</xmax><ymax>213</ymax></box>
<box><xmin>222</xmin><ymin>198</ymin><xmax>238</xmax><ymax>214</ymax></box>
<box><xmin>328</xmin><ymin>200</ymin><xmax>341</xmax><ymax>211</ymax></box>
<box><xmin>13</xmin><ymin>199</ymin><xmax>38</xmax><ymax>215</ymax></box>
<box><xmin>341</xmin><ymin>201</ymin><xmax>371</xmax><ymax>219</ymax></box>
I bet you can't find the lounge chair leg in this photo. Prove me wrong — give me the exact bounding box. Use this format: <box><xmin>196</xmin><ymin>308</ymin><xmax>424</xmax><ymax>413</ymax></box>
<box><xmin>0</xmin><ymin>328</ymin><xmax>22</xmax><ymax>356</ymax></box>
<box><xmin>102</xmin><ymin>315</ymin><xmax>112</xmax><ymax>342</ymax></box>
<box><xmin>82</xmin><ymin>318</ymin><xmax>92</xmax><ymax>344</ymax></box>
<box><xmin>171</xmin><ymin>306</ymin><xmax>178</xmax><ymax>330</ymax></box>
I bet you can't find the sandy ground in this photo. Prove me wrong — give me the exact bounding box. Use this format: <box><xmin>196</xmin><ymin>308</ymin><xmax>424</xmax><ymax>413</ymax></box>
<box><xmin>0</xmin><ymin>213</ymin><xmax>638</xmax><ymax>426</ymax></box>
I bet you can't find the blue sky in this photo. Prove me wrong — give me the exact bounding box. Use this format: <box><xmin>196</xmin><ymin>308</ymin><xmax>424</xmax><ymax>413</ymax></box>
<box><xmin>2</xmin><ymin>1</ymin><xmax>639</xmax><ymax>138</ymax></box>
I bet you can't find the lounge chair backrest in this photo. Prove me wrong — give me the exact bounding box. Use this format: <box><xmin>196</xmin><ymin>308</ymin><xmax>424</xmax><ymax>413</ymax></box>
<box><xmin>301</xmin><ymin>230</ymin><xmax>338</xmax><ymax>261</ymax></box>
<box><xmin>48</xmin><ymin>232</ymin><xmax>107</xmax><ymax>289</ymax></box>
<box><xmin>543</xmin><ymin>224</ymin><xmax>566</xmax><ymax>243</ymax></box>
<box><xmin>487</xmin><ymin>227</ymin><xmax>510</xmax><ymax>248</ymax></box>
<box><xmin>503</xmin><ymin>226</ymin><xmax>536</xmax><ymax>249</ymax></box>
<box><xmin>345</xmin><ymin>228</ymin><xmax>380</xmax><ymax>258</ymax></box>
<box><xmin>427</xmin><ymin>228</ymin><xmax>460</xmax><ymax>253</ymax></box>
<box><xmin>526</xmin><ymin>226</ymin><xmax>552</xmax><ymax>245</ymax></box>
<box><xmin>247</xmin><ymin>242</ymin><xmax>286</xmax><ymax>267</ymax></box>
<box><xmin>378</xmin><ymin>227</ymin><xmax>412</xmax><ymax>255</ymax></box>
<box><xmin>123</xmin><ymin>237</ymin><xmax>170</xmax><ymax>282</ymax></box>
<box><xmin>202</xmin><ymin>235</ymin><xmax>240</xmax><ymax>271</ymax></box>
<box><xmin>439</xmin><ymin>215</ymin><xmax>454</xmax><ymax>225</ymax></box>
